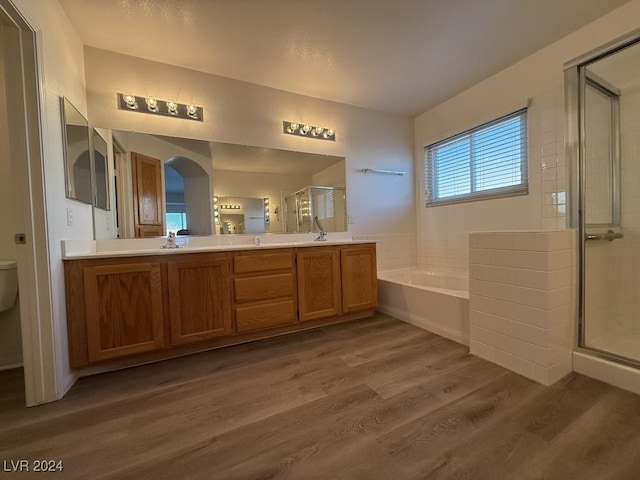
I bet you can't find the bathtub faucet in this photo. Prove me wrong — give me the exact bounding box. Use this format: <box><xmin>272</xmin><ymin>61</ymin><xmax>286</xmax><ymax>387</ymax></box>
<box><xmin>314</xmin><ymin>216</ymin><xmax>327</xmax><ymax>241</ymax></box>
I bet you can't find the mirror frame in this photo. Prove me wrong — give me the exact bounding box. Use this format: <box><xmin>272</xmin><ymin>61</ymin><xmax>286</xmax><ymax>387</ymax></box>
<box><xmin>92</xmin><ymin>128</ymin><xmax>110</xmax><ymax>210</ymax></box>
<box><xmin>61</xmin><ymin>97</ymin><xmax>92</xmax><ymax>204</ymax></box>
<box><xmin>61</xmin><ymin>97</ymin><xmax>112</xmax><ymax>210</ymax></box>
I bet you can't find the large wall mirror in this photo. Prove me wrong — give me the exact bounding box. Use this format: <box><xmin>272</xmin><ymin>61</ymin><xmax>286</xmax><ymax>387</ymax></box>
<box><xmin>109</xmin><ymin>130</ymin><xmax>346</xmax><ymax>238</ymax></box>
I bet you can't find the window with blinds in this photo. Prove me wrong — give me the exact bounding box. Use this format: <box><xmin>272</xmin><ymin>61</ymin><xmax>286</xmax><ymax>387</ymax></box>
<box><xmin>425</xmin><ymin>109</ymin><xmax>528</xmax><ymax>206</ymax></box>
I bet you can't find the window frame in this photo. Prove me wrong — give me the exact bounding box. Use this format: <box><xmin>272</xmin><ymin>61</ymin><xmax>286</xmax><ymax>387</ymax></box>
<box><xmin>425</xmin><ymin>108</ymin><xmax>529</xmax><ymax>207</ymax></box>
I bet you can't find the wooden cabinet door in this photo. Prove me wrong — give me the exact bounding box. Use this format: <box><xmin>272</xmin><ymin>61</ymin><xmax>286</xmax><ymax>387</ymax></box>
<box><xmin>341</xmin><ymin>244</ymin><xmax>377</xmax><ymax>313</ymax></box>
<box><xmin>132</xmin><ymin>152</ymin><xmax>164</xmax><ymax>237</ymax></box>
<box><xmin>297</xmin><ymin>247</ymin><xmax>342</xmax><ymax>321</ymax></box>
<box><xmin>167</xmin><ymin>254</ymin><xmax>232</xmax><ymax>345</ymax></box>
<box><xmin>84</xmin><ymin>262</ymin><xmax>164</xmax><ymax>362</ymax></box>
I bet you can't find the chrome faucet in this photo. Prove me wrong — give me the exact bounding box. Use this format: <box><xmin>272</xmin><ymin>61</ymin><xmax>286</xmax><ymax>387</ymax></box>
<box><xmin>314</xmin><ymin>216</ymin><xmax>327</xmax><ymax>241</ymax></box>
<box><xmin>162</xmin><ymin>232</ymin><xmax>181</xmax><ymax>249</ymax></box>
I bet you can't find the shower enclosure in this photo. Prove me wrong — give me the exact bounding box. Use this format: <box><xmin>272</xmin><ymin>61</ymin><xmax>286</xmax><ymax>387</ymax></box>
<box><xmin>284</xmin><ymin>186</ymin><xmax>346</xmax><ymax>233</ymax></box>
<box><xmin>566</xmin><ymin>30</ymin><xmax>640</xmax><ymax>367</ymax></box>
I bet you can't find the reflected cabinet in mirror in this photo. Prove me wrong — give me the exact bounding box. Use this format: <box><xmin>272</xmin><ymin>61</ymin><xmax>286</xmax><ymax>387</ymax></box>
<box><xmin>110</xmin><ymin>130</ymin><xmax>347</xmax><ymax>238</ymax></box>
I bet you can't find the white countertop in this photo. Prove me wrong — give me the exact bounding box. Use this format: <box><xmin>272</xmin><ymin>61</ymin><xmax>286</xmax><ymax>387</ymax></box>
<box><xmin>62</xmin><ymin>233</ymin><xmax>374</xmax><ymax>259</ymax></box>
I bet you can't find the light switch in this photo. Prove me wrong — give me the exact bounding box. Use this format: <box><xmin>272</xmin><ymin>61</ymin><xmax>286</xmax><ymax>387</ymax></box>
<box><xmin>66</xmin><ymin>208</ymin><xmax>73</xmax><ymax>226</ymax></box>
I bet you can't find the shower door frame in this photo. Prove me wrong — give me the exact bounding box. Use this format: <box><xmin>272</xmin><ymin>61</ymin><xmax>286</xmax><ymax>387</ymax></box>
<box><xmin>564</xmin><ymin>28</ymin><xmax>640</xmax><ymax>368</ymax></box>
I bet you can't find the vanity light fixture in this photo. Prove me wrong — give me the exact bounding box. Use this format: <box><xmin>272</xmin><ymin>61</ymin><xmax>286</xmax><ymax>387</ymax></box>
<box><xmin>283</xmin><ymin>121</ymin><xmax>336</xmax><ymax>141</ymax></box>
<box><xmin>117</xmin><ymin>93</ymin><xmax>204</xmax><ymax>122</ymax></box>
<box><xmin>220</xmin><ymin>204</ymin><xmax>241</xmax><ymax>210</ymax></box>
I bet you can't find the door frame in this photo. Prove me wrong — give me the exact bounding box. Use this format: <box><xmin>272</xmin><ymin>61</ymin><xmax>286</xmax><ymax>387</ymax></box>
<box><xmin>2</xmin><ymin>0</ymin><xmax>58</xmax><ymax>405</ymax></box>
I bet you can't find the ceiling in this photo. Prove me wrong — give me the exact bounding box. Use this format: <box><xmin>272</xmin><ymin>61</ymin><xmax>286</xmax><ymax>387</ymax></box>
<box><xmin>59</xmin><ymin>0</ymin><xmax>630</xmax><ymax>116</ymax></box>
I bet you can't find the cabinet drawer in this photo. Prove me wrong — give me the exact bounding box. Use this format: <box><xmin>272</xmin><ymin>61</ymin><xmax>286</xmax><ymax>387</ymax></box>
<box><xmin>236</xmin><ymin>299</ymin><xmax>296</xmax><ymax>333</ymax></box>
<box><xmin>233</xmin><ymin>250</ymin><xmax>293</xmax><ymax>273</ymax></box>
<box><xmin>234</xmin><ymin>273</ymin><xmax>294</xmax><ymax>302</ymax></box>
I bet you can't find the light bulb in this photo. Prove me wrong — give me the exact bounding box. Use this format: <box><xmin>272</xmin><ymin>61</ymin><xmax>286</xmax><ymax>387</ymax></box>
<box><xmin>167</xmin><ymin>100</ymin><xmax>178</xmax><ymax>114</ymax></box>
<box><xmin>123</xmin><ymin>94</ymin><xmax>137</xmax><ymax>109</ymax></box>
<box><xmin>312</xmin><ymin>126</ymin><xmax>324</xmax><ymax>136</ymax></box>
<box><xmin>302</xmin><ymin>124</ymin><xmax>313</xmax><ymax>133</ymax></box>
<box><xmin>146</xmin><ymin>97</ymin><xmax>158</xmax><ymax>111</ymax></box>
<box><xmin>187</xmin><ymin>104</ymin><xmax>198</xmax><ymax>117</ymax></box>
<box><xmin>287</xmin><ymin>122</ymin><xmax>299</xmax><ymax>133</ymax></box>
<box><xmin>324</xmin><ymin>129</ymin><xmax>335</xmax><ymax>138</ymax></box>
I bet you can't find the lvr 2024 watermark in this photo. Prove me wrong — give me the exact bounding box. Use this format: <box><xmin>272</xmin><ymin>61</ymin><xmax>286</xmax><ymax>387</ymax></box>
<box><xmin>3</xmin><ymin>460</ymin><xmax>64</xmax><ymax>473</ymax></box>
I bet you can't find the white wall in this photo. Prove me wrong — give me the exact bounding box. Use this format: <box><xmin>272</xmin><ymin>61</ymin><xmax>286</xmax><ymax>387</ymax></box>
<box><xmin>414</xmin><ymin>0</ymin><xmax>640</xmax><ymax>274</ymax></box>
<box><xmin>84</xmin><ymin>47</ymin><xmax>416</xmax><ymax>239</ymax></box>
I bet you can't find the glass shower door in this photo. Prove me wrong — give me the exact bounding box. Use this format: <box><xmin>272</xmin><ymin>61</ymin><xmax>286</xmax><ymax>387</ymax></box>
<box><xmin>579</xmin><ymin>39</ymin><xmax>640</xmax><ymax>364</ymax></box>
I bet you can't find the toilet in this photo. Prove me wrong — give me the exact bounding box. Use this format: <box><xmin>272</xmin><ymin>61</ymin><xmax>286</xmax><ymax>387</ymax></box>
<box><xmin>0</xmin><ymin>260</ymin><xmax>18</xmax><ymax>312</ymax></box>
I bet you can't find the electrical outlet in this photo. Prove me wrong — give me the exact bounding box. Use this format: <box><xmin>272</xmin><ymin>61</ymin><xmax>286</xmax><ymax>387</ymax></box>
<box><xmin>66</xmin><ymin>208</ymin><xmax>73</xmax><ymax>226</ymax></box>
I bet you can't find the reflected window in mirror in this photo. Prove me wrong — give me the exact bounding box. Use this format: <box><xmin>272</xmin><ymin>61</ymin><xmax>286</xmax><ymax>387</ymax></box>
<box><xmin>164</xmin><ymin>164</ymin><xmax>188</xmax><ymax>235</ymax></box>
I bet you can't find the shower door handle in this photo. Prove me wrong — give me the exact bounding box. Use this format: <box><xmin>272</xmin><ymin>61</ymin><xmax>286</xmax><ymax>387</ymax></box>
<box><xmin>585</xmin><ymin>230</ymin><xmax>624</xmax><ymax>241</ymax></box>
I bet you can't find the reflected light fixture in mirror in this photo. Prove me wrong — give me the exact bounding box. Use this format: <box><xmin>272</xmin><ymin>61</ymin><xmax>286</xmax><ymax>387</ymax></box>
<box><xmin>117</xmin><ymin>93</ymin><xmax>203</xmax><ymax>121</ymax></box>
<box><xmin>283</xmin><ymin>121</ymin><xmax>335</xmax><ymax>141</ymax></box>
<box><xmin>264</xmin><ymin>198</ymin><xmax>270</xmax><ymax>224</ymax></box>
<box><xmin>213</xmin><ymin>196</ymin><xmax>220</xmax><ymax>225</ymax></box>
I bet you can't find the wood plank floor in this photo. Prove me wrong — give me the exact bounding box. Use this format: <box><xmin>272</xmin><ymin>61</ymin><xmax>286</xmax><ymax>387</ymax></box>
<box><xmin>2</xmin><ymin>313</ymin><xmax>640</xmax><ymax>479</ymax></box>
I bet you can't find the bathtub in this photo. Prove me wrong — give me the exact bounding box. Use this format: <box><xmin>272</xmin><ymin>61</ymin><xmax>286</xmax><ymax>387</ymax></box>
<box><xmin>377</xmin><ymin>269</ymin><xmax>470</xmax><ymax>346</ymax></box>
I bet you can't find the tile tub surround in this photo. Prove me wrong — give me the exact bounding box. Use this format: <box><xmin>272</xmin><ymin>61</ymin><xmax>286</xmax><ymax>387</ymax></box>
<box><xmin>353</xmin><ymin>233</ymin><xmax>417</xmax><ymax>272</ymax></box>
<box><xmin>469</xmin><ymin>230</ymin><xmax>576</xmax><ymax>386</ymax></box>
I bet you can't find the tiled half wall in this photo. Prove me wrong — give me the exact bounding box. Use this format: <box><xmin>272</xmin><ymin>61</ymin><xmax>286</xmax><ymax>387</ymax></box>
<box><xmin>469</xmin><ymin>230</ymin><xmax>576</xmax><ymax>386</ymax></box>
<box><xmin>353</xmin><ymin>233</ymin><xmax>417</xmax><ymax>271</ymax></box>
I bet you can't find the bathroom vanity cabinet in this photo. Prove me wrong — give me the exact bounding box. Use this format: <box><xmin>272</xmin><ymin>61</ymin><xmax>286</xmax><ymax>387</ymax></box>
<box><xmin>64</xmin><ymin>242</ymin><xmax>376</xmax><ymax>368</ymax></box>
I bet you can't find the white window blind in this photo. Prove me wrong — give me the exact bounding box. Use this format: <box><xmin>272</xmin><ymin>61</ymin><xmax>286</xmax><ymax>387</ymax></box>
<box><xmin>425</xmin><ymin>109</ymin><xmax>528</xmax><ymax>206</ymax></box>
